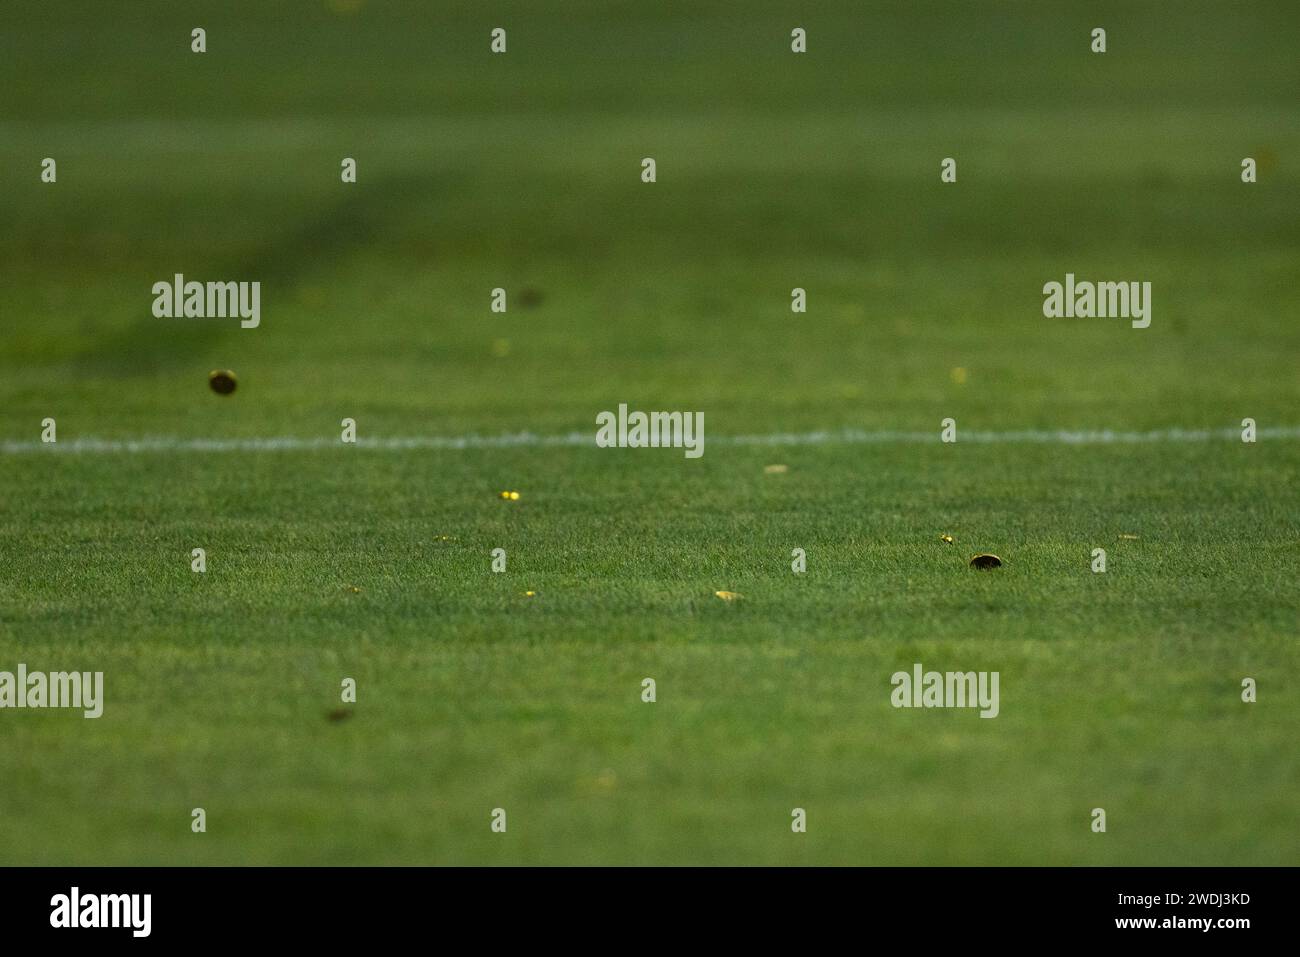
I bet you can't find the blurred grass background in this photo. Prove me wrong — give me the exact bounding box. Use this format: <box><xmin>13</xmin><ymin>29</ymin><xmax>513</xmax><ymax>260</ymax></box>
<box><xmin>0</xmin><ymin>1</ymin><xmax>1296</xmax><ymax>864</ymax></box>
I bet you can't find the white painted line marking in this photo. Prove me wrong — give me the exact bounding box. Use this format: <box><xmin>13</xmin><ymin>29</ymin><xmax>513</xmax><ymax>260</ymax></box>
<box><xmin>3</xmin><ymin>426</ymin><xmax>1296</xmax><ymax>455</ymax></box>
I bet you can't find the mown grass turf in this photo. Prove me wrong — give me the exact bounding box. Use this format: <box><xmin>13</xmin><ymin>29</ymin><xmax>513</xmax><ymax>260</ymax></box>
<box><xmin>0</xmin><ymin>1</ymin><xmax>1297</xmax><ymax>864</ymax></box>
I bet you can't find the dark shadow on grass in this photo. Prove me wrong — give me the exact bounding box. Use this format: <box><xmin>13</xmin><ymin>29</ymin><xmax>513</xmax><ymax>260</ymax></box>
<box><xmin>72</xmin><ymin>173</ymin><xmax>443</xmax><ymax>377</ymax></box>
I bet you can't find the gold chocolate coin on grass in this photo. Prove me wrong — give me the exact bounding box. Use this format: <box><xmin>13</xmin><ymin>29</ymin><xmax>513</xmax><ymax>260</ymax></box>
<box><xmin>208</xmin><ymin>369</ymin><xmax>237</xmax><ymax>395</ymax></box>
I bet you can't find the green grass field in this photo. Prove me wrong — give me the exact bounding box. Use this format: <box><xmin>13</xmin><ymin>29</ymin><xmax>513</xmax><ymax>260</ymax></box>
<box><xmin>1</xmin><ymin>1</ymin><xmax>1297</xmax><ymax>865</ymax></box>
